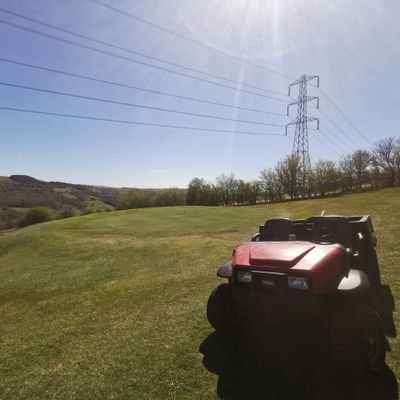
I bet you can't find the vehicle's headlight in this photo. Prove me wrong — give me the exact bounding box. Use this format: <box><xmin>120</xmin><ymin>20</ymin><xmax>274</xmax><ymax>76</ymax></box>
<box><xmin>288</xmin><ymin>276</ymin><xmax>309</xmax><ymax>290</ymax></box>
<box><xmin>237</xmin><ymin>271</ymin><xmax>252</xmax><ymax>283</ymax></box>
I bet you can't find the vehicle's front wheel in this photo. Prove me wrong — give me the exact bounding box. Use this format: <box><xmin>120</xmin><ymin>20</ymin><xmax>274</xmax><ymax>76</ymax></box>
<box><xmin>206</xmin><ymin>283</ymin><xmax>238</xmax><ymax>333</ymax></box>
<box><xmin>360</xmin><ymin>305</ymin><xmax>387</xmax><ymax>372</ymax></box>
<box><xmin>330</xmin><ymin>304</ymin><xmax>386</xmax><ymax>375</ymax></box>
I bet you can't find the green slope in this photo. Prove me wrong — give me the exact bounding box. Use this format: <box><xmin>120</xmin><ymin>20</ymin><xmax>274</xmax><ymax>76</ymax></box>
<box><xmin>0</xmin><ymin>188</ymin><xmax>399</xmax><ymax>399</ymax></box>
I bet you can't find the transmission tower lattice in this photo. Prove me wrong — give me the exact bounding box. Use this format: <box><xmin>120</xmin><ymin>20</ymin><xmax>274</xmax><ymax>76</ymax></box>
<box><xmin>286</xmin><ymin>75</ymin><xmax>320</xmax><ymax>176</ymax></box>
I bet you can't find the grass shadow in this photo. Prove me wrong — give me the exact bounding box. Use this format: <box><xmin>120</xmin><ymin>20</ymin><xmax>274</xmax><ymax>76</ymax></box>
<box><xmin>200</xmin><ymin>330</ymin><xmax>398</xmax><ymax>400</ymax></box>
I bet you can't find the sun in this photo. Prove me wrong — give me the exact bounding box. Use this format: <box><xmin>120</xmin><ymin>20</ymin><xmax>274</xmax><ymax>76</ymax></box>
<box><xmin>174</xmin><ymin>0</ymin><xmax>290</xmax><ymax>60</ymax></box>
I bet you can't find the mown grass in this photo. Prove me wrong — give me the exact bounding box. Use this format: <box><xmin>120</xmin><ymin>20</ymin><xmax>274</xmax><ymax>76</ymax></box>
<box><xmin>0</xmin><ymin>188</ymin><xmax>399</xmax><ymax>399</ymax></box>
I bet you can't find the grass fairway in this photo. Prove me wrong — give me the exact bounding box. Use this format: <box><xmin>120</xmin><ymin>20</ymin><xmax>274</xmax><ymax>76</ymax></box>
<box><xmin>0</xmin><ymin>188</ymin><xmax>399</xmax><ymax>399</ymax></box>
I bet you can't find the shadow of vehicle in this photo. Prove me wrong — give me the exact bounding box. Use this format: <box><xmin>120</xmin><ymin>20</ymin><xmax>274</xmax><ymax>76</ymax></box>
<box><xmin>200</xmin><ymin>330</ymin><xmax>398</xmax><ymax>400</ymax></box>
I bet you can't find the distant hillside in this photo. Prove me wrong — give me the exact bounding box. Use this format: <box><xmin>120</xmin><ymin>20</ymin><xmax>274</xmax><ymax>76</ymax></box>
<box><xmin>0</xmin><ymin>175</ymin><xmax>124</xmax><ymax>211</ymax></box>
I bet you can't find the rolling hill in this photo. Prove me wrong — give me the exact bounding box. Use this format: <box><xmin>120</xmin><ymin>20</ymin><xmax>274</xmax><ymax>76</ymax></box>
<box><xmin>0</xmin><ymin>175</ymin><xmax>123</xmax><ymax>211</ymax></box>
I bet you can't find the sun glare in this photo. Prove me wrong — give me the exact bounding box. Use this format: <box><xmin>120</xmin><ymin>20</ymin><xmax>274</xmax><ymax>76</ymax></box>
<box><xmin>174</xmin><ymin>0</ymin><xmax>291</xmax><ymax>60</ymax></box>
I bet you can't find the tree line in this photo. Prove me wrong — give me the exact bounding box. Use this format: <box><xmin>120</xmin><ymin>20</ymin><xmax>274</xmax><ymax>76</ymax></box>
<box><xmin>186</xmin><ymin>136</ymin><xmax>400</xmax><ymax>206</ymax></box>
<box><xmin>117</xmin><ymin>188</ymin><xmax>186</xmax><ymax>210</ymax></box>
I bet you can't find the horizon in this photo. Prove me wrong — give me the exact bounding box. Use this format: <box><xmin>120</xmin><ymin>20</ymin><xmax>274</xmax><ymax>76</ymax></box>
<box><xmin>2</xmin><ymin>173</ymin><xmax>187</xmax><ymax>190</ymax></box>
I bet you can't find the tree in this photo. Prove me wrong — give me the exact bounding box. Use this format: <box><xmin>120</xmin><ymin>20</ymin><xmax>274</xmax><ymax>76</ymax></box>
<box><xmin>394</xmin><ymin>137</ymin><xmax>400</xmax><ymax>185</ymax></box>
<box><xmin>208</xmin><ymin>184</ymin><xmax>223</xmax><ymax>206</ymax></box>
<box><xmin>117</xmin><ymin>189</ymin><xmax>150</xmax><ymax>209</ymax></box>
<box><xmin>352</xmin><ymin>150</ymin><xmax>371</xmax><ymax>191</ymax></box>
<box><xmin>186</xmin><ymin>177</ymin><xmax>206</xmax><ymax>205</ymax></box>
<box><xmin>18</xmin><ymin>207</ymin><xmax>53</xmax><ymax>227</ymax></box>
<box><xmin>313</xmin><ymin>160</ymin><xmax>329</xmax><ymax>197</ymax></box>
<box><xmin>309</xmin><ymin>160</ymin><xmax>339</xmax><ymax>197</ymax></box>
<box><xmin>369</xmin><ymin>156</ymin><xmax>384</xmax><ymax>189</ymax></box>
<box><xmin>248</xmin><ymin>180</ymin><xmax>261</xmax><ymax>205</ymax></box>
<box><xmin>276</xmin><ymin>155</ymin><xmax>301</xmax><ymax>200</ymax></box>
<box><xmin>58</xmin><ymin>206</ymin><xmax>80</xmax><ymax>219</ymax></box>
<box><xmin>373</xmin><ymin>137</ymin><xmax>397</xmax><ymax>186</ymax></box>
<box><xmin>235</xmin><ymin>179</ymin><xmax>246</xmax><ymax>205</ymax></box>
<box><xmin>259</xmin><ymin>168</ymin><xmax>278</xmax><ymax>202</ymax></box>
<box><xmin>339</xmin><ymin>154</ymin><xmax>355</xmax><ymax>192</ymax></box>
<box><xmin>215</xmin><ymin>173</ymin><xmax>237</xmax><ymax>206</ymax></box>
<box><xmin>325</xmin><ymin>161</ymin><xmax>340</xmax><ymax>194</ymax></box>
<box><xmin>152</xmin><ymin>188</ymin><xmax>185</xmax><ymax>207</ymax></box>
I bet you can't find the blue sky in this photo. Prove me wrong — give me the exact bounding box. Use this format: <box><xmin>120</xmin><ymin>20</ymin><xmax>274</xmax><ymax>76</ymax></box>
<box><xmin>0</xmin><ymin>0</ymin><xmax>399</xmax><ymax>188</ymax></box>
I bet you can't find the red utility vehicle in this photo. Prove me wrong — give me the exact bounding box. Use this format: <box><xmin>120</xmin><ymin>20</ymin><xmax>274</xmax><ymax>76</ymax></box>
<box><xmin>207</xmin><ymin>215</ymin><xmax>395</xmax><ymax>373</ymax></box>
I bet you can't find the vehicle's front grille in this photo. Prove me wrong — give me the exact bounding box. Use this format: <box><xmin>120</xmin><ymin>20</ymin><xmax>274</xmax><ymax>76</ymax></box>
<box><xmin>252</xmin><ymin>271</ymin><xmax>287</xmax><ymax>296</ymax></box>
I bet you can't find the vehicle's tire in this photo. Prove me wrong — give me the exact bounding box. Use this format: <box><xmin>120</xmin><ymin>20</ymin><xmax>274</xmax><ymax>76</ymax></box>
<box><xmin>330</xmin><ymin>304</ymin><xmax>386</xmax><ymax>375</ymax></box>
<box><xmin>359</xmin><ymin>305</ymin><xmax>387</xmax><ymax>372</ymax></box>
<box><xmin>207</xmin><ymin>284</ymin><xmax>238</xmax><ymax>333</ymax></box>
<box><xmin>330</xmin><ymin>305</ymin><xmax>360</xmax><ymax>373</ymax></box>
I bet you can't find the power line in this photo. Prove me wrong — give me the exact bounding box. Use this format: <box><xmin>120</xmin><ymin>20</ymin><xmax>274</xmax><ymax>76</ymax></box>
<box><xmin>288</xmin><ymin>131</ymin><xmax>342</xmax><ymax>161</ymax></box>
<box><xmin>0</xmin><ymin>57</ymin><xmax>286</xmax><ymax>117</ymax></box>
<box><xmin>115</xmin><ymin>0</ymin><xmax>191</xmax><ymax>29</ymax></box>
<box><xmin>0</xmin><ymin>81</ymin><xmax>285</xmax><ymax>128</ymax></box>
<box><xmin>0</xmin><ymin>106</ymin><xmax>285</xmax><ymax>136</ymax></box>
<box><xmin>318</xmin><ymin>129</ymin><xmax>348</xmax><ymax>154</ymax></box>
<box><xmin>309</xmin><ymin>131</ymin><xmax>342</xmax><ymax>158</ymax></box>
<box><xmin>318</xmin><ymin>109</ymin><xmax>360</xmax><ymax>149</ymax></box>
<box><xmin>319</xmin><ymin>122</ymin><xmax>357</xmax><ymax>152</ymax></box>
<box><xmin>87</xmin><ymin>0</ymin><xmax>295</xmax><ymax>81</ymax></box>
<box><xmin>319</xmin><ymin>88</ymin><xmax>372</xmax><ymax>145</ymax></box>
<box><xmin>0</xmin><ymin>19</ymin><xmax>288</xmax><ymax>103</ymax></box>
<box><xmin>0</xmin><ymin>7</ymin><xmax>287</xmax><ymax>98</ymax></box>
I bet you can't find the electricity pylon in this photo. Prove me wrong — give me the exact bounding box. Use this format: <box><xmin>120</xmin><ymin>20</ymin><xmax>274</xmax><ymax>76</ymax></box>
<box><xmin>286</xmin><ymin>75</ymin><xmax>320</xmax><ymax>194</ymax></box>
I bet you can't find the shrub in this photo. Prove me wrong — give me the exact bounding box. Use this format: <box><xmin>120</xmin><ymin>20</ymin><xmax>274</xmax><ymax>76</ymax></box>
<box><xmin>57</xmin><ymin>207</ymin><xmax>80</xmax><ymax>219</ymax></box>
<box><xmin>18</xmin><ymin>207</ymin><xmax>53</xmax><ymax>228</ymax></box>
<box><xmin>0</xmin><ymin>207</ymin><xmax>19</xmax><ymax>230</ymax></box>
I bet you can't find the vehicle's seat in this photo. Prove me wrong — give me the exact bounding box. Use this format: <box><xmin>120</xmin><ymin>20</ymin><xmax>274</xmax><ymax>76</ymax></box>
<box><xmin>306</xmin><ymin>216</ymin><xmax>355</xmax><ymax>249</ymax></box>
<box><xmin>262</xmin><ymin>218</ymin><xmax>294</xmax><ymax>241</ymax></box>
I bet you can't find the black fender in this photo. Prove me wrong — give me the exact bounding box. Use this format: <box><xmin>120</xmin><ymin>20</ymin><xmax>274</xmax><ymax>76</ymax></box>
<box><xmin>336</xmin><ymin>271</ymin><xmax>396</xmax><ymax>339</ymax></box>
<box><xmin>217</xmin><ymin>261</ymin><xmax>232</xmax><ymax>278</ymax></box>
<box><xmin>337</xmin><ymin>269</ymin><xmax>371</xmax><ymax>292</ymax></box>
<box><xmin>336</xmin><ymin>269</ymin><xmax>373</xmax><ymax>305</ymax></box>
